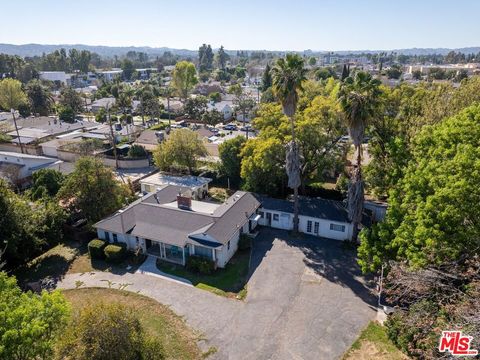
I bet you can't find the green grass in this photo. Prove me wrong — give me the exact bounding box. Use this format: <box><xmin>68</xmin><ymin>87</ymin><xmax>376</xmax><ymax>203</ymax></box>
<box><xmin>343</xmin><ymin>321</ymin><xmax>408</xmax><ymax>360</ymax></box>
<box><xmin>156</xmin><ymin>249</ymin><xmax>250</xmax><ymax>299</ymax></box>
<box><xmin>62</xmin><ymin>288</ymin><xmax>202</xmax><ymax>359</ymax></box>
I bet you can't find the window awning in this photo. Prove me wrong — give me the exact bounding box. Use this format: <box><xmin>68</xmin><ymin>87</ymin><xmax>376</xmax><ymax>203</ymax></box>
<box><xmin>250</xmin><ymin>214</ymin><xmax>261</xmax><ymax>222</ymax></box>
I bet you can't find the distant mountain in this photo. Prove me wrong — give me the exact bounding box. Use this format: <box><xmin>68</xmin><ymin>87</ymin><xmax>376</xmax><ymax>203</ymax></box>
<box><xmin>0</xmin><ymin>43</ymin><xmax>198</xmax><ymax>58</ymax></box>
<box><xmin>1</xmin><ymin>43</ymin><xmax>479</xmax><ymax>58</ymax></box>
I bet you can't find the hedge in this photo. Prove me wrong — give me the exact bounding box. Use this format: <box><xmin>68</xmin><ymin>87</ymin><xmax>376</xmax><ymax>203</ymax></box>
<box><xmin>186</xmin><ymin>255</ymin><xmax>215</xmax><ymax>275</ymax></box>
<box><xmin>88</xmin><ymin>239</ymin><xmax>107</xmax><ymax>259</ymax></box>
<box><xmin>104</xmin><ymin>244</ymin><xmax>127</xmax><ymax>263</ymax></box>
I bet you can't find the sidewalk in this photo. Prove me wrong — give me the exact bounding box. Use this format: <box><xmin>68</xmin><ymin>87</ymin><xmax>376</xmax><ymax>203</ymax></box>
<box><xmin>135</xmin><ymin>255</ymin><xmax>193</xmax><ymax>286</ymax></box>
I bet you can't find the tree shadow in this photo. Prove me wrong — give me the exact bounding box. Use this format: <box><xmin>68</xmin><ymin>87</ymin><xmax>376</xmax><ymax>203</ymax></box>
<box><xmin>251</xmin><ymin>227</ymin><xmax>377</xmax><ymax>309</ymax></box>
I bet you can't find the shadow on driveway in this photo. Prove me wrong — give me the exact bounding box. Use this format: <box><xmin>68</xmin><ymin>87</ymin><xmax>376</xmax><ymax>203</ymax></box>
<box><xmin>250</xmin><ymin>227</ymin><xmax>377</xmax><ymax>309</ymax></box>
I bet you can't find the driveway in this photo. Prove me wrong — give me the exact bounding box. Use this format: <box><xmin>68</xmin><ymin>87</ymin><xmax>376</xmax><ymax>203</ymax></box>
<box><xmin>57</xmin><ymin>228</ymin><xmax>375</xmax><ymax>360</ymax></box>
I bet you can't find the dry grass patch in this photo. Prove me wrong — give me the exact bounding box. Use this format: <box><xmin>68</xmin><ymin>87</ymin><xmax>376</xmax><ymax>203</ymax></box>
<box><xmin>62</xmin><ymin>288</ymin><xmax>203</xmax><ymax>360</ymax></box>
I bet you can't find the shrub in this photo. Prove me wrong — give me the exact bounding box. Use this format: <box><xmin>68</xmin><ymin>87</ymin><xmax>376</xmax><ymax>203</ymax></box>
<box><xmin>186</xmin><ymin>255</ymin><xmax>215</xmax><ymax>274</ymax></box>
<box><xmin>88</xmin><ymin>239</ymin><xmax>106</xmax><ymax>259</ymax></box>
<box><xmin>127</xmin><ymin>144</ymin><xmax>147</xmax><ymax>158</ymax></box>
<box><xmin>238</xmin><ymin>234</ymin><xmax>251</xmax><ymax>250</ymax></box>
<box><xmin>104</xmin><ymin>244</ymin><xmax>126</xmax><ymax>263</ymax></box>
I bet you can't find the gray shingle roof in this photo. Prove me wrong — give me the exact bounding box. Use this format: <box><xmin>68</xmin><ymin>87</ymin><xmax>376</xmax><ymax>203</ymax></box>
<box><xmin>94</xmin><ymin>186</ymin><xmax>260</xmax><ymax>247</ymax></box>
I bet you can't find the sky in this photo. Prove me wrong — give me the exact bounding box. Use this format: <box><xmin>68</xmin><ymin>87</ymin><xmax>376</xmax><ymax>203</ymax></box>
<box><xmin>1</xmin><ymin>0</ymin><xmax>479</xmax><ymax>51</ymax></box>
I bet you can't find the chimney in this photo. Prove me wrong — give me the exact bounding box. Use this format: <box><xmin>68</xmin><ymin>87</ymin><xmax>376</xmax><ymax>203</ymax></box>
<box><xmin>177</xmin><ymin>194</ymin><xmax>192</xmax><ymax>210</ymax></box>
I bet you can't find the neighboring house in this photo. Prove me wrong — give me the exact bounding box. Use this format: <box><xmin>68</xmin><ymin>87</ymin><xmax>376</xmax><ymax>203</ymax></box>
<box><xmin>95</xmin><ymin>185</ymin><xmax>261</xmax><ymax>268</ymax></box>
<box><xmin>90</xmin><ymin>97</ymin><xmax>116</xmax><ymax>113</ymax></box>
<box><xmin>255</xmin><ymin>195</ymin><xmax>371</xmax><ymax>241</ymax></box>
<box><xmin>208</xmin><ymin>101</ymin><xmax>233</xmax><ymax>120</ymax></box>
<box><xmin>135</xmin><ymin>68</ymin><xmax>158</xmax><ymax>80</ymax></box>
<box><xmin>0</xmin><ymin>151</ymin><xmax>64</xmax><ymax>187</ymax></box>
<box><xmin>98</xmin><ymin>69</ymin><xmax>123</xmax><ymax>82</ymax></box>
<box><xmin>140</xmin><ymin>173</ymin><xmax>212</xmax><ymax>199</ymax></box>
<box><xmin>39</xmin><ymin>71</ymin><xmax>71</xmax><ymax>85</ymax></box>
<box><xmin>134</xmin><ymin>130</ymin><xmax>162</xmax><ymax>151</ymax></box>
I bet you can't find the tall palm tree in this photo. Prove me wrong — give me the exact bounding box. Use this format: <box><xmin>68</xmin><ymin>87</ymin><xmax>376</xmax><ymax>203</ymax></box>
<box><xmin>271</xmin><ymin>54</ymin><xmax>307</xmax><ymax>233</ymax></box>
<box><xmin>338</xmin><ymin>71</ymin><xmax>381</xmax><ymax>240</ymax></box>
<box><xmin>162</xmin><ymin>86</ymin><xmax>175</xmax><ymax>127</ymax></box>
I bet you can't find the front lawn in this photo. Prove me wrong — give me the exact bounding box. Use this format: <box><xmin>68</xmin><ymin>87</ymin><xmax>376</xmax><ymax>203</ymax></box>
<box><xmin>62</xmin><ymin>288</ymin><xmax>204</xmax><ymax>360</ymax></box>
<box><xmin>156</xmin><ymin>249</ymin><xmax>250</xmax><ymax>299</ymax></box>
<box><xmin>343</xmin><ymin>321</ymin><xmax>409</xmax><ymax>360</ymax></box>
<box><xmin>14</xmin><ymin>241</ymin><xmax>143</xmax><ymax>287</ymax></box>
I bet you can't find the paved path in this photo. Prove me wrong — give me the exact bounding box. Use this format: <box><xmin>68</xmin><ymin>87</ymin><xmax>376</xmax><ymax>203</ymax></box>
<box><xmin>57</xmin><ymin>229</ymin><xmax>375</xmax><ymax>360</ymax></box>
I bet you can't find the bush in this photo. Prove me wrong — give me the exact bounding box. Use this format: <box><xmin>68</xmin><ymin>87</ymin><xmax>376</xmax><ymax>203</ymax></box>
<box><xmin>104</xmin><ymin>244</ymin><xmax>127</xmax><ymax>263</ymax></box>
<box><xmin>88</xmin><ymin>239</ymin><xmax>106</xmax><ymax>259</ymax></box>
<box><xmin>186</xmin><ymin>255</ymin><xmax>215</xmax><ymax>274</ymax></box>
<box><xmin>127</xmin><ymin>144</ymin><xmax>147</xmax><ymax>158</ymax></box>
<box><xmin>238</xmin><ymin>234</ymin><xmax>251</xmax><ymax>250</ymax></box>
<box><xmin>149</xmin><ymin>123</ymin><xmax>167</xmax><ymax>131</ymax></box>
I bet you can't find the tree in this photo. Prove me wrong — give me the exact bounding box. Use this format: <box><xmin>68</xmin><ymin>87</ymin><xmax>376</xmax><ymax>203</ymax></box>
<box><xmin>55</xmin><ymin>302</ymin><xmax>164</xmax><ymax>360</ymax></box>
<box><xmin>358</xmin><ymin>105</ymin><xmax>480</xmax><ymax>272</ymax></box>
<box><xmin>219</xmin><ymin>136</ymin><xmax>246</xmax><ymax>185</ymax></box>
<box><xmin>261</xmin><ymin>63</ymin><xmax>272</xmax><ymax>91</ymax></box>
<box><xmin>59</xmin><ymin>87</ymin><xmax>84</xmax><ymax>122</ymax></box>
<box><xmin>161</xmin><ymin>86</ymin><xmax>175</xmax><ymax>126</ymax></box>
<box><xmin>0</xmin><ymin>272</ymin><xmax>69</xmax><ymax>360</ymax></box>
<box><xmin>30</xmin><ymin>168</ymin><xmax>65</xmax><ymax>200</ymax></box>
<box><xmin>308</xmin><ymin>57</ymin><xmax>317</xmax><ymax>66</ymax></box>
<box><xmin>338</xmin><ymin>71</ymin><xmax>381</xmax><ymax>240</ymax></box>
<box><xmin>121</xmin><ymin>59</ymin><xmax>135</xmax><ymax>80</ymax></box>
<box><xmin>201</xmin><ymin>108</ymin><xmax>223</xmax><ymax>126</ymax></box>
<box><xmin>386</xmin><ymin>64</ymin><xmax>402</xmax><ymax>79</ymax></box>
<box><xmin>184</xmin><ymin>95</ymin><xmax>208</xmax><ymax>121</ymax></box>
<box><xmin>271</xmin><ymin>53</ymin><xmax>307</xmax><ymax>233</ymax></box>
<box><xmin>0</xmin><ymin>79</ymin><xmax>28</xmax><ymax>153</ymax></box>
<box><xmin>57</xmin><ymin>105</ymin><xmax>75</xmax><ymax>122</ymax></box>
<box><xmin>58</xmin><ymin>157</ymin><xmax>132</xmax><ymax>224</ymax></box>
<box><xmin>25</xmin><ymin>79</ymin><xmax>53</xmax><ymax>116</ymax></box>
<box><xmin>127</xmin><ymin>144</ymin><xmax>147</xmax><ymax>158</ymax></box>
<box><xmin>216</xmin><ymin>45</ymin><xmax>230</xmax><ymax>70</ymax></box>
<box><xmin>412</xmin><ymin>70</ymin><xmax>422</xmax><ymax>80</ymax></box>
<box><xmin>341</xmin><ymin>64</ymin><xmax>350</xmax><ymax>81</ymax></box>
<box><xmin>198</xmin><ymin>44</ymin><xmax>214</xmax><ymax>73</ymax></box>
<box><xmin>153</xmin><ymin>129</ymin><xmax>207</xmax><ymax>173</ymax></box>
<box><xmin>172</xmin><ymin>61</ymin><xmax>198</xmax><ymax>102</ymax></box>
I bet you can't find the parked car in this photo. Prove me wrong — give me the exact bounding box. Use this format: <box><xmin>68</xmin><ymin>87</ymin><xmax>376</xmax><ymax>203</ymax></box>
<box><xmin>223</xmin><ymin>124</ymin><xmax>237</xmax><ymax>130</ymax></box>
<box><xmin>240</xmin><ymin>125</ymin><xmax>253</xmax><ymax>132</ymax></box>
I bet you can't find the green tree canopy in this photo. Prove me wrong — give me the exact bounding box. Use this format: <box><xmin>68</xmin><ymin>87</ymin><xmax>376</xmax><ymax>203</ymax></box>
<box><xmin>25</xmin><ymin>79</ymin><xmax>53</xmax><ymax>116</ymax></box>
<box><xmin>30</xmin><ymin>168</ymin><xmax>65</xmax><ymax>200</ymax></box>
<box><xmin>153</xmin><ymin>129</ymin><xmax>207</xmax><ymax>173</ymax></box>
<box><xmin>218</xmin><ymin>136</ymin><xmax>246</xmax><ymax>185</ymax></box>
<box><xmin>359</xmin><ymin>104</ymin><xmax>480</xmax><ymax>272</ymax></box>
<box><xmin>57</xmin><ymin>157</ymin><xmax>131</xmax><ymax>224</ymax></box>
<box><xmin>0</xmin><ymin>272</ymin><xmax>69</xmax><ymax>360</ymax></box>
<box><xmin>172</xmin><ymin>61</ymin><xmax>198</xmax><ymax>102</ymax></box>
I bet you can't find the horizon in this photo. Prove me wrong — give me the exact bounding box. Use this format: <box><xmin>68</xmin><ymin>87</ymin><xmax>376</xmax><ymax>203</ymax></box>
<box><xmin>1</xmin><ymin>0</ymin><xmax>480</xmax><ymax>51</ymax></box>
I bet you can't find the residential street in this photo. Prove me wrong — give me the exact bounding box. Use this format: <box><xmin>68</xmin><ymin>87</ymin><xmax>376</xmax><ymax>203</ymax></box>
<box><xmin>57</xmin><ymin>228</ymin><xmax>376</xmax><ymax>360</ymax></box>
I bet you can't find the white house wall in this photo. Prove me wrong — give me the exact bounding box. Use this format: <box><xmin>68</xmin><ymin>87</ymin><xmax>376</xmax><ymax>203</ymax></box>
<box><xmin>215</xmin><ymin>229</ymin><xmax>240</xmax><ymax>268</ymax></box>
<box><xmin>258</xmin><ymin>207</ymin><xmax>353</xmax><ymax>241</ymax></box>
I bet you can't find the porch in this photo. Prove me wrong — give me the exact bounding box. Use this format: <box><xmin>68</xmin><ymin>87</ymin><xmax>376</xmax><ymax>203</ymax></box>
<box><xmin>145</xmin><ymin>239</ymin><xmax>185</xmax><ymax>265</ymax></box>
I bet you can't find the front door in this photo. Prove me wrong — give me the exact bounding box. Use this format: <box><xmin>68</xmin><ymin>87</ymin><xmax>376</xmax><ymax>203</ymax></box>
<box><xmin>266</xmin><ymin>212</ymin><xmax>272</xmax><ymax>226</ymax></box>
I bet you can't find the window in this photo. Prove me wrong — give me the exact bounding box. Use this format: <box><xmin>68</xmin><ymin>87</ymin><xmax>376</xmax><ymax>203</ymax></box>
<box><xmin>314</xmin><ymin>222</ymin><xmax>319</xmax><ymax>234</ymax></box>
<box><xmin>307</xmin><ymin>220</ymin><xmax>312</xmax><ymax>233</ymax></box>
<box><xmin>113</xmin><ymin>233</ymin><xmax>118</xmax><ymax>242</ymax></box>
<box><xmin>259</xmin><ymin>211</ymin><xmax>264</xmax><ymax>218</ymax></box>
<box><xmin>194</xmin><ymin>245</ymin><xmax>213</xmax><ymax>260</ymax></box>
<box><xmin>227</xmin><ymin>240</ymin><xmax>230</xmax><ymax>250</ymax></box>
<box><xmin>273</xmin><ymin>214</ymin><xmax>279</xmax><ymax>221</ymax></box>
<box><xmin>330</xmin><ymin>223</ymin><xmax>346</xmax><ymax>232</ymax></box>
<box><xmin>105</xmin><ymin>232</ymin><xmax>110</xmax><ymax>242</ymax></box>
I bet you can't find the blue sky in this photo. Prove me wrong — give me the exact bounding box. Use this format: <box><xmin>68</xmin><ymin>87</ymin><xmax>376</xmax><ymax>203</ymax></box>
<box><xmin>1</xmin><ymin>0</ymin><xmax>479</xmax><ymax>51</ymax></box>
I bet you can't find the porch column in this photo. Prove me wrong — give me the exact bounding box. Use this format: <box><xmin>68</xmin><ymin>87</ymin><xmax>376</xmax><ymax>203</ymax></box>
<box><xmin>182</xmin><ymin>247</ymin><xmax>185</xmax><ymax>265</ymax></box>
<box><xmin>212</xmin><ymin>248</ymin><xmax>216</xmax><ymax>262</ymax></box>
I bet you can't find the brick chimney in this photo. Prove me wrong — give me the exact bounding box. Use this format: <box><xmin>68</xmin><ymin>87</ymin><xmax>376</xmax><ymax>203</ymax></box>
<box><xmin>177</xmin><ymin>194</ymin><xmax>192</xmax><ymax>210</ymax></box>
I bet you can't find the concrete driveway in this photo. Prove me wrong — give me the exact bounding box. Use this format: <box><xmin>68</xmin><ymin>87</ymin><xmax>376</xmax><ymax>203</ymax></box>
<box><xmin>58</xmin><ymin>228</ymin><xmax>375</xmax><ymax>360</ymax></box>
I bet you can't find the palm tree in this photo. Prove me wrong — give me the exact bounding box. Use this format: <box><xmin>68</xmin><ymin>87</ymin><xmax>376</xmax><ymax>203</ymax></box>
<box><xmin>162</xmin><ymin>86</ymin><xmax>175</xmax><ymax>127</ymax></box>
<box><xmin>117</xmin><ymin>86</ymin><xmax>133</xmax><ymax>140</ymax></box>
<box><xmin>271</xmin><ymin>54</ymin><xmax>307</xmax><ymax>233</ymax></box>
<box><xmin>338</xmin><ymin>71</ymin><xmax>381</xmax><ymax>240</ymax></box>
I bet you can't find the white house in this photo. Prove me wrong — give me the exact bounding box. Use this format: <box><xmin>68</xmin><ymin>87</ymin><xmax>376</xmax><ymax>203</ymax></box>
<box><xmin>208</xmin><ymin>101</ymin><xmax>233</xmax><ymax>120</ymax></box>
<box><xmin>98</xmin><ymin>69</ymin><xmax>123</xmax><ymax>82</ymax></box>
<box><xmin>94</xmin><ymin>185</ymin><xmax>260</xmax><ymax>268</ymax></box>
<box><xmin>255</xmin><ymin>195</ymin><xmax>371</xmax><ymax>241</ymax></box>
<box><xmin>0</xmin><ymin>151</ymin><xmax>62</xmax><ymax>187</ymax></box>
<box><xmin>140</xmin><ymin>173</ymin><xmax>212</xmax><ymax>199</ymax></box>
<box><xmin>39</xmin><ymin>71</ymin><xmax>71</xmax><ymax>85</ymax></box>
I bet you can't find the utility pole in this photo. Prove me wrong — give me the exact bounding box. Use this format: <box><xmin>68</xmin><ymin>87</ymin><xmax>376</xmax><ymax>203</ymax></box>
<box><xmin>11</xmin><ymin>109</ymin><xmax>24</xmax><ymax>154</ymax></box>
<box><xmin>107</xmin><ymin>103</ymin><xmax>119</xmax><ymax>169</ymax></box>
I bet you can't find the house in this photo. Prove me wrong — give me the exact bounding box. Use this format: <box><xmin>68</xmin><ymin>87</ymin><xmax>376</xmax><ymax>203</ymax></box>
<box><xmin>134</xmin><ymin>130</ymin><xmax>162</xmax><ymax>151</ymax></box>
<box><xmin>255</xmin><ymin>195</ymin><xmax>371</xmax><ymax>241</ymax></box>
<box><xmin>98</xmin><ymin>69</ymin><xmax>123</xmax><ymax>82</ymax></box>
<box><xmin>0</xmin><ymin>151</ymin><xmax>64</xmax><ymax>187</ymax></box>
<box><xmin>90</xmin><ymin>97</ymin><xmax>116</xmax><ymax>113</ymax></box>
<box><xmin>140</xmin><ymin>173</ymin><xmax>212</xmax><ymax>199</ymax></box>
<box><xmin>208</xmin><ymin>101</ymin><xmax>233</xmax><ymax>120</ymax></box>
<box><xmin>94</xmin><ymin>186</ymin><xmax>261</xmax><ymax>268</ymax></box>
<box><xmin>39</xmin><ymin>71</ymin><xmax>71</xmax><ymax>85</ymax></box>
